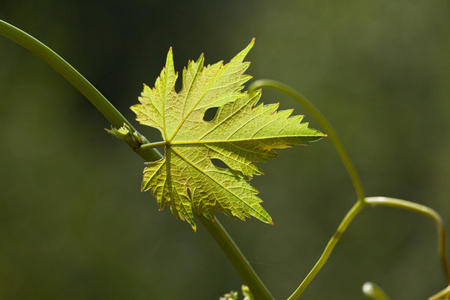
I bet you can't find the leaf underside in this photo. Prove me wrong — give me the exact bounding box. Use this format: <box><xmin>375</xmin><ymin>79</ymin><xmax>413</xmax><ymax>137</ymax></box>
<box><xmin>130</xmin><ymin>39</ymin><xmax>325</xmax><ymax>231</ymax></box>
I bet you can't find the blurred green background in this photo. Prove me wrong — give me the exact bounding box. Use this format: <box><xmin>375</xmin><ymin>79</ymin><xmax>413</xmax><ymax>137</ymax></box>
<box><xmin>1</xmin><ymin>0</ymin><xmax>449</xmax><ymax>299</ymax></box>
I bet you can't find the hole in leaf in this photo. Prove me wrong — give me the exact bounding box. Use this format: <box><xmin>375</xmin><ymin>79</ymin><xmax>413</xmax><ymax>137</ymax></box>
<box><xmin>186</xmin><ymin>186</ymin><xmax>192</xmax><ymax>199</ymax></box>
<box><xmin>211</xmin><ymin>158</ymin><xmax>229</xmax><ymax>169</ymax></box>
<box><xmin>203</xmin><ymin>107</ymin><xmax>219</xmax><ymax>121</ymax></box>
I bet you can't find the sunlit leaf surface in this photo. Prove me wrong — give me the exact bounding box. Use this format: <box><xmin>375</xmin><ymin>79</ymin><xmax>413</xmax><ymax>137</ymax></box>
<box><xmin>131</xmin><ymin>40</ymin><xmax>325</xmax><ymax>230</ymax></box>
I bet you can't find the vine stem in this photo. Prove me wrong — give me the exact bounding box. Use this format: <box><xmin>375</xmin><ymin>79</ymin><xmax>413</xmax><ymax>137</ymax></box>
<box><xmin>198</xmin><ymin>215</ymin><xmax>274</xmax><ymax>300</ymax></box>
<box><xmin>0</xmin><ymin>18</ymin><xmax>160</xmax><ymax>161</ymax></box>
<box><xmin>3</xmin><ymin>17</ymin><xmax>449</xmax><ymax>299</ymax></box>
<box><xmin>0</xmin><ymin>18</ymin><xmax>272</xmax><ymax>299</ymax></box>
<box><xmin>249</xmin><ymin>79</ymin><xmax>450</xmax><ymax>298</ymax></box>
<box><xmin>0</xmin><ymin>19</ymin><xmax>127</xmax><ymax>129</ymax></box>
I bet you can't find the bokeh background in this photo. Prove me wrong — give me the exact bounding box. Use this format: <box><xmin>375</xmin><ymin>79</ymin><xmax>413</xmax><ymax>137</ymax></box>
<box><xmin>1</xmin><ymin>1</ymin><xmax>449</xmax><ymax>299</ymax></box>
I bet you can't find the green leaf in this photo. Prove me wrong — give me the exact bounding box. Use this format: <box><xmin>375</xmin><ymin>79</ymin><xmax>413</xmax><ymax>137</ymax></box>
<box><xmin>131</xmin><ymin>40</ymin><xmax>325</xmax><ymax>230</ymax></box>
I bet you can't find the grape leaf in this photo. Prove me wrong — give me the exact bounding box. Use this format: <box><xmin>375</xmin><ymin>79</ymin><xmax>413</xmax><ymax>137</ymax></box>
<box><xmin>130</xmin><ymin>39</ymin><xmax>325</xmax><ymax>231</ymax></box>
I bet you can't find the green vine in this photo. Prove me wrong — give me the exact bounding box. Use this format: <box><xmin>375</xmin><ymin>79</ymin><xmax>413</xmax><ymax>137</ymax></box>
<box><xmin>249</xmin><ymin>80</ymin><xmax>450</xmax><ymax>299</ymax></box>
<box><xmin>1</xmin><ymin>18</ymin><xmax>449</xmax><ymax>300</ymax></box>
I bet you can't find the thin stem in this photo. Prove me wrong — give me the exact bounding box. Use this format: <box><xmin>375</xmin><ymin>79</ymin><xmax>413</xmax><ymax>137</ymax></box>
<box><xmin>248</xmin><ymin>79</ymin><xmax>365</xmax><ymax>202</ymax></box>
<box><xmin>1</xmin><ymin>19</ymin><xmax>271</xmax><ymax>299</ymax></box>
<box><xmin>198</xmin><ymin>215</ymin><xmax>274</xmax><ymax>300</ymax></box>
<box><xmin>365</xmin><ymin>197</ymin><xmax>450</xmax><ymax>283</ymax></box>
<box><xmin>0</xmin><ymin>18</ymin><xmax>160</xmax><ymax>161</ymax></box>
<box><xmin>287</xmin><ymin>200</ymin><xmax>366</xmax><ymax>300</ymax></box>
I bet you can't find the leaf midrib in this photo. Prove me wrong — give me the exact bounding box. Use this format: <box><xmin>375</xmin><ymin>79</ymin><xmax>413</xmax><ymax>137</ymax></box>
<box><xmin>170</xmin><ymin>135</ymin><xmax>317</xmax><ymax>145</ymax></box>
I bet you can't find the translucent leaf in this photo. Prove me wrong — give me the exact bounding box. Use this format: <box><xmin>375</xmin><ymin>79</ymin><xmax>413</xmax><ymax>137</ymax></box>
<box><xmin>131</xmin><ymin>40</ymin><xmax>325</xmax><ymax>230</ymax></box>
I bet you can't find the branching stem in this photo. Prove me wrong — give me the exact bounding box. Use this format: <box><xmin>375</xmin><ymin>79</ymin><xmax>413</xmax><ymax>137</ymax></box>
<box><xmin>249</xmin><ymin>79</ymin><xmax>450</xmax><ymax>298</ymax></box>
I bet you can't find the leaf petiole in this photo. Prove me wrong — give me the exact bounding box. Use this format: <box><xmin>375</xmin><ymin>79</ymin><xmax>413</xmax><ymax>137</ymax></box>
<box><xmin>140</xmin><ymin>141</ymin><xmax>167</xmax><ymax>150</ymax></box>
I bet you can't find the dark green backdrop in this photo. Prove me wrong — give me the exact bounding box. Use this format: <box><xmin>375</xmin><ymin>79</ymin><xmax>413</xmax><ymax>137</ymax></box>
<box><xmin>1</xmin><ymin>1</ymin><xmax>449</xmax><ymax>299</ymax></box>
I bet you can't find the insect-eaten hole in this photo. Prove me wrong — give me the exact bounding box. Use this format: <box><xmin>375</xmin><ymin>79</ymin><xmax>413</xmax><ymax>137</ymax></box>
<box><xmin>186</xmin><ymin>186</ymin><xmax>193</xmax><ymax>199</ymax></box>
<box><xmin>203</xmin><ymin>107</ymin><xmax>219</xmax><ymax>122</ymax></box>
<box><xmin>211</xmin><ymin>158</ymin><xmax>230</xmax><ymax>169</ymax></box>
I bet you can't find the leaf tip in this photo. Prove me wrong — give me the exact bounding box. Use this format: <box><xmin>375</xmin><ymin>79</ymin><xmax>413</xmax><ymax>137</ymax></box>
<box><xmin>231</xmin><ymin>39</ymin><xmax>255</xmax><ymax>62</ymax></box>
<box><xmin>186</xmin><ymin>217</ymin><xmax>198</xmax><ymax>232</ymax></box>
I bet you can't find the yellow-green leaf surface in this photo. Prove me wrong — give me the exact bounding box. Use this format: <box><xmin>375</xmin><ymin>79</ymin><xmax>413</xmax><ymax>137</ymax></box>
<box><xmin>131</xmin><ymin>40</ymin><xmax>325</xmax><ymax>230</ymax></box>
